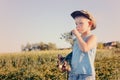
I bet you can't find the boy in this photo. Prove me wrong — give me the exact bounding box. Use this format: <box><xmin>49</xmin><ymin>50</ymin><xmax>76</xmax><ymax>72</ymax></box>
<box><xmin>58</xmin><ymin>10</ymin><xmax>97</xmax><ymax>80</ymax></box>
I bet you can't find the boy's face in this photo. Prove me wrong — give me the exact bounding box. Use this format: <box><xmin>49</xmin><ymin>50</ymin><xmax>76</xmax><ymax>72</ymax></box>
<box><xmin>74</xmin><ymin>16</ymin><xmax>91</xmax><ymax>34</ymax></box>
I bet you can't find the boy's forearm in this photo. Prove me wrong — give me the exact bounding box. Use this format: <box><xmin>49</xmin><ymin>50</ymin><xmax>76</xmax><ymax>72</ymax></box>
<box><xmin>77</xmin><ymin>35</ymin><xmax>89</xmax><ymax>52</ymax></box>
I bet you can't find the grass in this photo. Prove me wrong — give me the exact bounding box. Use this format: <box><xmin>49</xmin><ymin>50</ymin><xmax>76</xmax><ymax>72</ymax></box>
<box><xmin>0</xmin><ymin>49</ymin><xmax>120</xmax><ymax>80</ymax></box>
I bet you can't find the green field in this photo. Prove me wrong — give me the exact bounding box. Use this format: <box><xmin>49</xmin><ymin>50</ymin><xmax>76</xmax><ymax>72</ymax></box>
<box><xmin>0</xmin><ymin>49</ymin><xmax>120</xmax><ymax>80</ymax></box>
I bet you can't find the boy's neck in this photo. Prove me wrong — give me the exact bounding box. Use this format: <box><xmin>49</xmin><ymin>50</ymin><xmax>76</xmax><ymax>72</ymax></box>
<box><xmin>81</xmin><ymin>31</ymin><xmax>91</xmax><ymax>38</ymax></box>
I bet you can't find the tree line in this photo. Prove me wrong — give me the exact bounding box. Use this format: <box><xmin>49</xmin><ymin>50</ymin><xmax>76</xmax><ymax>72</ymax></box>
<box><xmin>21</xmin><ymin>42</ymin><xmax>57</xmax><ymax>51</ymax></box>
<box><xmin>21</xmin><ymin>39</ymin><xmax>120</xmax><ymax>51</ymax></box>
<box><xmin>97</xmin><ymin>41</ymin><xmax>120</xmax><ymax>49</ymax></box>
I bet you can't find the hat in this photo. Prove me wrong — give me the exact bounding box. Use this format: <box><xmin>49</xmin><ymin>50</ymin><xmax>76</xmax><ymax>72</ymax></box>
<box><xmin>71</xmin><ymin>10</ymin><xmax>96</xmax><ymax>30</ymax></box>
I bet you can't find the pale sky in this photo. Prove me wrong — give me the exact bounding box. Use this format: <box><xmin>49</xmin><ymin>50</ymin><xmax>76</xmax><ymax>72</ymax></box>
<box><xmin>0</xmin><ymin>0</ymin><xmax>120</xmax><ymax>53</ymax></box>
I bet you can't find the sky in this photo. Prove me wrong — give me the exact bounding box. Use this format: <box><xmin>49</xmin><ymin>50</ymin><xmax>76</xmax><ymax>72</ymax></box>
<box><xmin>0</xmin><ymin>0</ymin><xmax>120</xmax><ymax>53</ymax></box>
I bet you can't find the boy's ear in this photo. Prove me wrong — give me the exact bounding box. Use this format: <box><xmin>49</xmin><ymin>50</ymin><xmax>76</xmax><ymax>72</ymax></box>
<box><xmin>88</xmin><ymin>21</ymin><xmax>93</xmax><ymax>27</ymax></box>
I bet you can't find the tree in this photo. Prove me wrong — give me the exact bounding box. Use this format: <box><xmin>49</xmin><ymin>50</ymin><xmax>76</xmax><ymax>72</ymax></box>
<box><xmin>21</xmin><ymin>42</ymin><xmax>57</xmax><ymax>51</ymax></box>
<box><xmin>38</xmin><ymin>42</ymin><xmax>46</xmax><ymax>50</ymax></box>
<box><xmin>116</xmin><ymin>41</ymin><xmax>120</xmax><ymax>48</ymax></box>
<box><xmin>97</xmin><ymin>42</ymin><xmax>104</xmax><ymax>49</ymax></box>
<box><xmin>48</xmin><ymin>42</ymin><xmax>57</xmax><ymax>50</ymax></box>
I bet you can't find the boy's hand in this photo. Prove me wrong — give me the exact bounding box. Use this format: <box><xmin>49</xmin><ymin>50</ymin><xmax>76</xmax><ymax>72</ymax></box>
<box><xmin>57</xmin><ymin>54</ymin><xmax>71</xmax><ymax>72</ymax></box>
<box><xmin>62</xmin><ymin>61</ymin><xmax>71</xmax><ymax>72</ymax></box>
<box><xmin>72</xmin><ymin>28</ymin><xmax>81</xmax><ymax>37</ymax></box>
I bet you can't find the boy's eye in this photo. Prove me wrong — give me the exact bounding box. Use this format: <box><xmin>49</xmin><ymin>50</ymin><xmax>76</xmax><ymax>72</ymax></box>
<box><xmin>75</xmin><ymin>22</ymin><xmax>83</xmax><ymax>25</ymax></box>
<box><xmin>79</xmin><ymin>22</ymin><xmax>83</xmax><ymax>25</ymax></box>
<box><xmin>75</xmin><ymin>23</ymin><xmax>78</xmax><ymax>25</ymax></box>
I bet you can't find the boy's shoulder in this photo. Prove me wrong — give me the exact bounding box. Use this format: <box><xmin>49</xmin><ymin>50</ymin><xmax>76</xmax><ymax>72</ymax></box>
<box><xmin>86</xmin><ymin>34</ymin><xmax>97</xmax><ymax>42</ymax></box>
<box><xmin>91</xmin><ymin>34</ymin><xmax>97</xmax><ymax>39</ymax></box>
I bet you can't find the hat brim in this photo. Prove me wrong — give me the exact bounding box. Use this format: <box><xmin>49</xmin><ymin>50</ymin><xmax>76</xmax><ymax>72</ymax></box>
<box><xmin>71</xmin><ymin>11</ymin><xmax>91</xmax><ymax>20</ymax></box>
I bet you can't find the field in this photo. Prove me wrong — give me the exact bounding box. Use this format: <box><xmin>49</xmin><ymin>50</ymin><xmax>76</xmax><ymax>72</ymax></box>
<box><xmin>0</xmin><ymin>49</ymin><xmax>120</xmax><ymax>80</ymax></box>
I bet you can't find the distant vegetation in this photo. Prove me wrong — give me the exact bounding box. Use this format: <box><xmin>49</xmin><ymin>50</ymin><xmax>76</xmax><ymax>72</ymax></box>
<box><xmin>0</xmin><ymin>49</ymin><xmax>120</xmax><ymax>80</ymax></box>
<box><xmin>21</xmin><ymin>41</ymin><xmax>120</xmax><ymax>52</ymax></box>
<box><xmin>97</xmin><ymin>41</ymin><xmax>120</xmax><ymax>49</ymax></box>
<box><xmin>21</xmin><ymin>42</ymin><xmax>57</xmax><ymax>51</ymax></box>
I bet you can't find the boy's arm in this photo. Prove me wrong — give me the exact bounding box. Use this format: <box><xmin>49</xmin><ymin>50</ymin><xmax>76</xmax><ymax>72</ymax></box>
<box><xmin>72</xmin><ymin>29</ymin><xmax>97</xmax><ymax>52</ymax></box>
